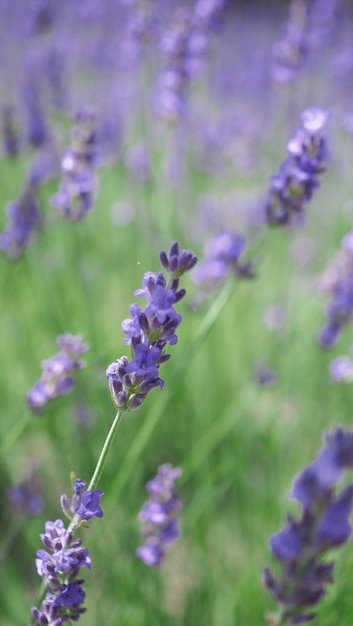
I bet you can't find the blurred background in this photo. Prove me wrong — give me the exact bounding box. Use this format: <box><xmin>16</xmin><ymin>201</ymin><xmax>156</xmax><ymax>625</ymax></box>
<box><xmin>1</xmin><ymin>0</ymin><xmax>353</xmax><ymax>625</ymax></box>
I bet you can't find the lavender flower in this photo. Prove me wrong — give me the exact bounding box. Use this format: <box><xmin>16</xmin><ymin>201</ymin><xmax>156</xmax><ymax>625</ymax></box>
<box><xmin>318</xmin><ymin>230</ymin><xmax>353</xmax><ymax>348</ymax></box>
<box><xmin>106</xmin><ymin>242</ymin><xmax>197</xmax><ymax>412</ymax></box>
<box><xmin>263</xmin><ymin>426</ymin><xmax>353</xmax><ymax>625</ymax></box>
<box><xmin>330</xmin><ymin>355</ymin><xmax>353</xmax><ymax>383</ymax></box>
<box><xmin>30</xmin><ymin>477</ymin><xmax>103</xmax><ymax>626</ymax></box>
<box><xmin>192</xmin><ymin>229</ymin><xmax>253</xmax><ymax>297</ymax></box>
<box><xmin>27</xmin><ymin>333</ymin><xmax>89</xmax><ymax>413</ymax></box>
<box><xmin>157</xmin><ymin>0</ymin><xmax>227</xmax><ymax>123</ymax></box>
<box><xmin>0</xmin><ymin>179</ymin><xmax>42</xmax><ymax>259</ymax></box>
<box><xmin>137</xmin><ymin>463</ymin><xmax>182</xmax><ymax>567</ymax></box>
<box><xmin>1</xmin><ymin>104</ymin><xmax>20</xmax><ymax>157</ymax></box>
<box><xmin>9</xmin><ymin>473</ymin><xmax>43</xmax><ymax>516</ymax></box>
<box><xmin>51</xmin><ymin>106</ymin><xmax>99</xmax><ymax>221</ymax></box>
<box><xmin>271</xmin><ymin>0</ymin><xmax>309</xmax><ymax>85</ymax></box>
<box><xmin>265</xmin><ymin>108</ymin><xmax>328</xmax><ymax>227</ymax></box>
<box><xmin>22</xmin><ymin>78</ymin><xmax>49</xmax><ymax>149</ymax></box>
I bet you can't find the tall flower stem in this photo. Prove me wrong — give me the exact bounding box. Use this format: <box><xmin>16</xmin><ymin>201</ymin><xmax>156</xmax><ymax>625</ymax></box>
<box><xmin>86</xmin><ymin>408</ymin><xmax>124</xmax><ymax>493</ymax></box>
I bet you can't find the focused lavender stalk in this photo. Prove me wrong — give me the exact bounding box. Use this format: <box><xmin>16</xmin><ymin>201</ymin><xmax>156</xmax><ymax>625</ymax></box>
<box><xmin>265</xmin><ymin>107</ymin><xmax>328</xmax><ymax>227</ymax></box>
<box><xmin>51</xmin><ymin>106</ymin><xmax>98</xmax><ymax>221</ymax></box>
<box><xmin>106</xmin><ymin>242</ymin><xmax>197</xmax><ymax>412</ymax></box>
<box><xmin>137</xmin><ymin>463</ymin><xmax>182</xmax><ymax>567</ymax></box>
<box><xmin>27</xmin><ymin>333</ymin><xmax>89</xmax><ymax>413</ymax></box>
<box><xmin>30</xmin><ymin>476</ymin><xmax>104</xmax><ymax>625</ymax></box>
<box><xmin>262</xmin><ymin>426</ymin><xmax>353</xmax><ymax>625</ymax></box>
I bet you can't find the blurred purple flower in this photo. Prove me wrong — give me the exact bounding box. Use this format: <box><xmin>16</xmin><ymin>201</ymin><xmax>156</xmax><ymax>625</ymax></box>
<box><xmin>51</xmin><ymin>106</ymin><xmax>99</xmax><ymax>221</ymax></box>
<box><xmin>27</xmin><ymin>333</ymin><xmax>89</xmax><ymax>413</ymax></box>
<box><xmin>137</xmin><ymin>463</ymin><xmax>182</xmax><ymax>567</ymax></box>
<box><xmin>0</xmin><ymin>182</ymin><xmax>42</xmax><ymax>260</ymax></box>
<box><xmin>192</xmin><ymin>229</ymin><xmax>253</xmax><ymax>297</ymax></box>
<box><xmin>318</xmin><ymin>231</ymin><xmax>353</xmax><ymax>348</ymax></box>
<box><xmin>9</xmin><ymin>474</ymin><xmax>43</xmax><ymax>516</ymax></box>
<box><xmin>263</xmin><ymin>426</ymin><xmax>353</xmax><ymax>625</ymax></box>
<box><xmin>265</xmin><ymin>107</ymin><xmax>328</xmax><ymax>227</ymax></box>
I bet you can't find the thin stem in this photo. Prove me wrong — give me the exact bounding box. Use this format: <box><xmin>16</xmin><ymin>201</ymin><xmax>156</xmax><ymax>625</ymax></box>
<box><xmin>86</xmin><ymin>408</ymin><xmax>124</xmax><ymax>493</ymax></box>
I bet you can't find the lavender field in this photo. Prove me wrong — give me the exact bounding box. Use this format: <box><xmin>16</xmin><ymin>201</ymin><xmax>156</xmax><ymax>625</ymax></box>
<box><xmin>1</xmin><ymin>1</ymin><xmax>353</xmax><ymax>625</ymax></box>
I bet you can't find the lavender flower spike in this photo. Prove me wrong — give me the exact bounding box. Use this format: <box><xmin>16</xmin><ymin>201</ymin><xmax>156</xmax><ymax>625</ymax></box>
<box><xmin>27</xmin><ymin>333</ymin><xmax>89</xmax><ymax>413</ymax></box>
<box><xmin>265</xmin><ymin>107</ymin><xmax>328</xmax><ymax>227</ymax></box>
<box><xmin>137</xmin><ymin>463</ymin><xmax>182</xmax><ymax>567</ymax></box>
<box><xmin>262</xmin><ymin>426</ymin><xmax>353</xmax><ymax>625</ymax></box>
<box><xmin>106</xmin><ymin>242</ymin><xmax>197</xmax><ymax>412</ymax></box>
<box><xmin>51</xmin><ymin>106</ymin><xmax>99</xmax><ymax>221</ymax></box>
<box><xmin>30</xmin><ymin>477</ymin><xmax>104</xmax><ymax>626</ymax></box>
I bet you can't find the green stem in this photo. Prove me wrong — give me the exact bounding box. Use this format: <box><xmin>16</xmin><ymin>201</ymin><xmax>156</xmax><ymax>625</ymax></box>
<box><xmin>86</xmin><ymin>408</ymin><xmax>124</xmax><ymax>493</ymax></box>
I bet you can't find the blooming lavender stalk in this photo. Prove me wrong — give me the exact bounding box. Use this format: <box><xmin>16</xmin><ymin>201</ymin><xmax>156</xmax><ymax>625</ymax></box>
<box><xmin>0</xmin><ymin>175</ymin><xmax>42</xmax><ymax>259</ymax></box>
<box><xmin>30</xmin><ymin>476</ymin><xmax>103</xmax><ymax>626</ymax></box>
<box><xmin>27</xmin><ymin>333</ymin><xmax>89</xmax><ymax>413</ymax></box>
<box><xmin>262</xmin><ymin>426</ymin><xmax>353</xmax><ymax>625</ymax></box>
<box><xmin>137</xmin><ymin>463</ymin><xmax>182</xmax><ymax>567</ymax></box>
<box><xmin>265</xmin><ymin>107</ymin><xmax>328</xmax><ymax>227</ymax></box>
<box><xmin>51</xmin><ymin>106</ymin><xmax>98</xmax><ymax>221</ymax></box>
<box><xmin>106</xmin><ymin>241</ymin><xmax>197</xmax><ymax>413</ymax></box>
<box><xmin>318</xmin><ymin>231</ymin><xmax>353</xmax><ymax>348</ymax></box>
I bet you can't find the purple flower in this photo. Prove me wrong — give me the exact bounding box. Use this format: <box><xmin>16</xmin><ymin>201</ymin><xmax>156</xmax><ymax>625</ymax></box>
<box><xmin>0</xmin><ymin>183</ymin><xmax>42</xmax><ymax>260</ymax></box>
<box><xmin>263</xmin><ymin>426</ymin><xmax>353</xmax><ymax>625</ymax></box>
<box><xmin>318</xmin><ymin>232</ymin><xmax>353</xmax><ymax>349</ymax></box>
<box><xmin>192</xmin><ymin>229</ymin><xmax>253</xmax><ymax>297</ymax></box>
<box><xmin>330</xmin><ymin>355</ymin><xmax>353</xmax><ymax>383</ymax></box>
<box><xmin>106</xmin><ymin>242</ymin><xmax>197</xmax><ymax>411</ymax></box>
<box><xmin>137</xmin><ymin>463</ymin><xmax>182</xmax><ymax>567</ymax></box>
<box><xmin>27</xmin><ymin>333</ymin><xmax>89</xmax><ymax>413</ymax></box>
<box><xmin>265</xmin><ymin>108</ymin><xmax>328</xmax><ymax>227</ymax></box>
<box><xmin>31</xmin><ymin>478</ymin><xmax>103</xmax><ymax>625</ymax></box>
<box><xmin>51</xmin><ymin>106</ymin><xmax>99</xmax><ymax>221</ymax></box>
<box><xmin>75</xmin><ymin>490</ymin><xmax>104</xmax><ymax>521</ymax></box>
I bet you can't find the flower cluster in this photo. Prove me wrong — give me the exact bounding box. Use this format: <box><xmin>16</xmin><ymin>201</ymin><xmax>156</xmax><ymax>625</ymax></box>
<box><xmin>27</xmin><ymin>333</ymin><xmax>89</xmax><ymax>413</ymax></box>
<box><xmin>265</xmin><ymin>107</ymin><xmax>328</xmax><ymax>226</ymax></box>
<box><xmin>157</xmin><ymin>0</ymin><xmax>227</xmax><ymax>122</ymax></box>
<box><xmin>51</xmin><ymin>106</ymin><xmax>98</xmax><ymax>221</ymax></box>
<box><xmin>0</xmin><ymin>176</ymin><xmax>42</xmax><ymax>259</ymax></box>
<box><xmin>106</xmin><ymin>242</ymin><xmax>197</xmax><ymax>412</ymax></box>
<box><xmin>137</xmin><ymin>463</ymin><xmax>182</xmax><ymax>567</ymax></box>
<box><xmin>263</xmin><ymin>426</ymin><xmax>353</xmax><ymax>625</ymax></box>
<box><xmin>318</xmin><ymin>231</ymin><xmax>353</xmax><ymax>348</ymax></box>
<box><xmin>192</xmin><ymin>229</ymin><xmax>253</xmax><ymax>297</ymax></box>
<box><xmin>30</xmin><ymin>478</ymin><xmax>104</xmax><ymax>626</ymax></box>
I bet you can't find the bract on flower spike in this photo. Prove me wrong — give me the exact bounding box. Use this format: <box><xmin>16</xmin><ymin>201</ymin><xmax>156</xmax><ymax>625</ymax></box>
<box><xmin>263</xmin><ymin>426</ymin><xmax>353</xmax><ymax>625</ymax></box>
